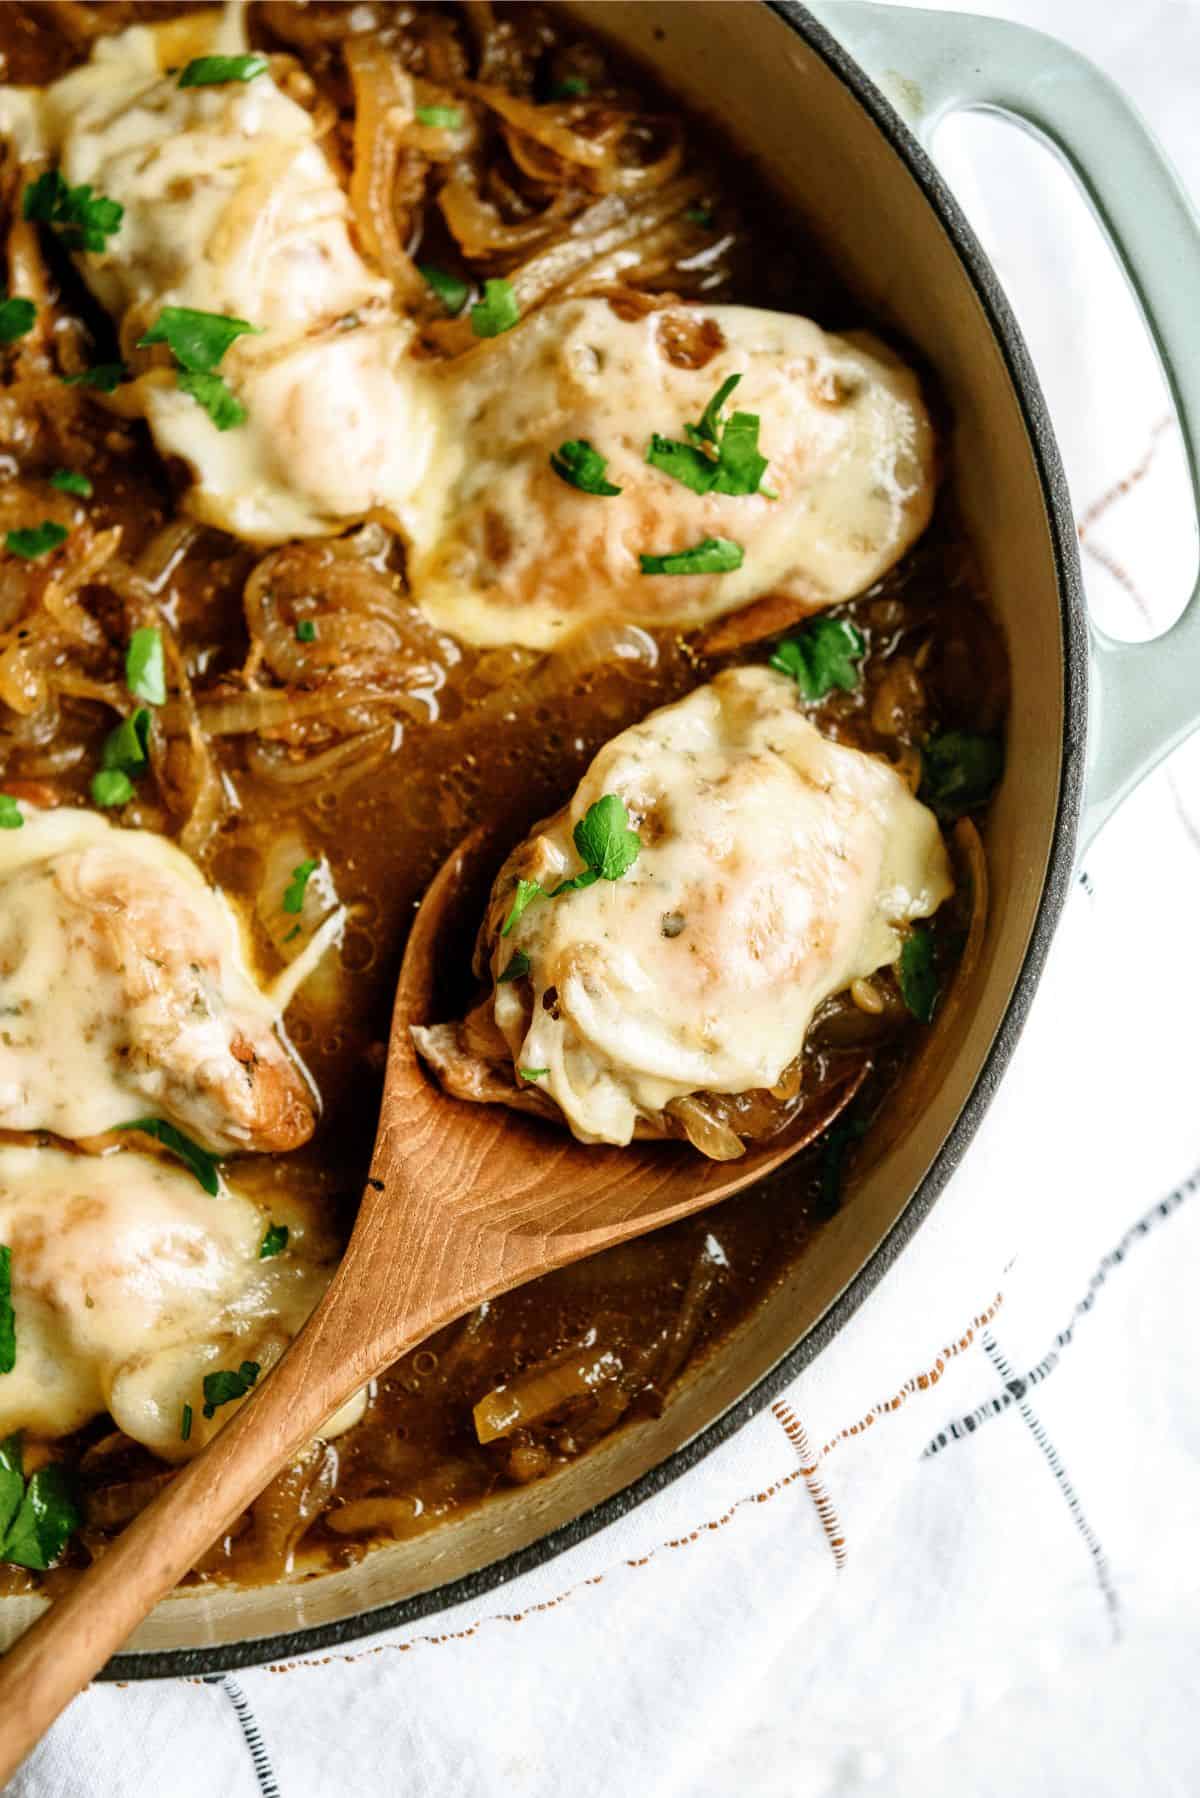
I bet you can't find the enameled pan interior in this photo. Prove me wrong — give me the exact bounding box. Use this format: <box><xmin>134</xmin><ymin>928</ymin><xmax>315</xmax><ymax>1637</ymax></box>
<box><xmin>0</xmin><ymin>0</ymin><xmax>1081</xmax><ymax>1668</ymax></box>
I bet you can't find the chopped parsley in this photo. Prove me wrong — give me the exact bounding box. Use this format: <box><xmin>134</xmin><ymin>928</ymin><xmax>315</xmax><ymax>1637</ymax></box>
<box><xmin>101</xmin><ymin>707</ymin><xmax>152</xmax><ymax>777</ymax></box>
<box><xmin>550</xmin><ymin>438</ymin><xmax>622</xmax><ymax>496</ymax></box>
<box><xmin>5</xmin><ymin>522</ymin><xmax>67</xmax><ymax>560</ymax></box>
<box><xmin>645</xmin><ymin>372</ymin><xmax>769</xmax><ymax>498</ymax></box>
<box><xmin>178</xmin><ymin>53</ymin><xmax>269</xmax><ymax>88</ymax></box>
<box><xmin>769</xmin><ymin>617</ymin><xmax>865</xmax><ymax>700</ymax></box>
<box><xmin>0</xmin><ymin>796</ymin><xmax>22</xmax><ymax>830</ymax></box>
<box><xmin>62</xmin><ymin>363</ymin><xmax>126</xmax><ymax>393</ymax></box>
<box><xmin>126</xmin><ymin>626</ymin><xmax>167</xmax><ymax>706</ymax></box>
<box><xmin>415</xmin><ymin>104</ymin><xmax>463</xmax><ymax>128</ymax></box>
<box><xmin>49</xmin><ymin>468</ymin><xmax>92</xmax><ymax>498</ymax></box>
<box><xmin>639</xmin><ymin>536</ymin><xmax>744</xmax><ymax>577</ymax></box>
<box><xmin>564</xmin><ymin>792</ymin><xmax>641</xmax><ymax>886</ymax></box>
<box><xmin>0</xmin><ymin>1435</ymin><xmax>81</xmax><ymax>1571</ymax></box>
<box><xmin>22</xmin><ymin>169</ymin><xmax>124</xmax><ymax>253</ymax></box>
<box><xmin>138</xmin><ymin>307</ymin><xmax>256</xmax><ymax>430</ymax></box>
<box><xmin>550</xmin><ymin>75</ymin><xmax>590</xmax><ymax>98</ymax></box>
<box><xmin>180</xmin><ymin>1403</ymin><xmax>193</xmax><ymax>1442</ymax></box>
<box><xmin>0</xmin><ymin>1246</ymin><xmax>14</xmax><ymax>1375</ymax></box>
<box><xmin>283</xmin><ymin>858</ymin><xmax>319</xmax><ymax>914</ymax></box>
<box><xmin>90</xmin><ymin>768</ymin><xmax>133</xmax><ymax>809</ymax></box>
<box><xmin>202</xmin><ymin>1361</ymin><xmax>261</xmax><ymax>1419</ymax></box>
<box><xmin>178</xmin><ymin>369</ymin><xmax>246</xmax><ymax>431</ymax></box>
<box><xmin>519</xmin><ymin>1067</ymin><xmax>549</xmax><ymax>1082</ymax></box>
<box><xmin>499</xmin><ymin>876</ymin><xmax>543</xmax><ymax>938</ymax></box>
<box><xmin>899</xmin><ymin>926</ymin><xmax>939</xmax><ymax>1024</ymax></box>
<box><xmin>138</xmin><ymin>306</ymin><xmax>260</xmax><ymax>374</ymax></box>
<box><xmin>295</xmin><ymin>619</ymin><xmax>317</xmax><ymax>643</ymax></box>
<box><xmin>820</xmin><ymin>1117</ymin><xmax>868</xmax><ymax>1211</ymax></box>
<box><xmin>418</xmin><ymin>263</ymin><xmax>470</xmax><ymax>317</ymax></box>
<box><xmin>470</xmin><ymin>278</ymin><xmax>520</xmax><ymax>339</ymax></box>
<box><xmin>259</xmin><ymin>1223</ymin><xmax>289</xmax><ymax>1260</ymax></box>
<box><xmin>283</xmin><ymin>923</ymin><xmax>302</xmax><ymax>943</ymax></box>
<box><xmin>500</xmin><ymin>795</ymin><xmax>641</xmax><ymax>932</ymax></box>
<box><xmin>920</xmin><ymin>731</ymin><xmax>1004</xmax><ymax>818</ymax></box>
<box><xmin>685</xmin><ymin>204</ymin><xmax>714</xmax><ymax>227</ymax></box>
<box><xmin>117</xmin><ymin>1119</ymin><xmax>222</xmax><ymax>1195</ymax></box>
<box><xmin>497</xmin><ymin>949</ymin><xmax>531</xmax><ymax>984</ymax></box>
<box><xmin>0</xmin><ymin>296</ymin><xmax>35</xmax><ymax>344</ymax></box>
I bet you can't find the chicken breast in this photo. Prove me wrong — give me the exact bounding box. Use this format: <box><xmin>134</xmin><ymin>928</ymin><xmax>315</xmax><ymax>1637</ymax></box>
<box><xmin>2</xmin><ymin>12</ymin><xmax>934</xmax><ymax>647</ymax></box>
<box><xmin>414</xmin><ymin>668</ymin><xmax>953</xmax><ymax>1149</ymax></box>
<box><xmin>0</xmin><ymin>1142</ymin><xmax>361</xmax><ymax>1459</ymax></box>
<box><xmin>0</xmin><ymin>808</ymin><xmax>315</xmax><ymax>1153</ymax></box>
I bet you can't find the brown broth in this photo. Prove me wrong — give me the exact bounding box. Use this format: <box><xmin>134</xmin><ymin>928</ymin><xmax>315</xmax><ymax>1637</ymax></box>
<box><xmin>0</xmin><ymin>0</ymin><xmax>1006</xmax><ymax>1594</ymax></box>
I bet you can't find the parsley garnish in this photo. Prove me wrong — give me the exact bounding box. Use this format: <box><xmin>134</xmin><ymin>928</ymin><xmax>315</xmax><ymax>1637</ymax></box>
<box><xmin>0</xmin><ymin>1246</ymin><xmax>14</xmax><ymax>1375</ymax></box>
<box><xmin>638</xmin><ymin>536</ymin><xmax>744</xmax><ymax>577</ymax></box>
<box><xmin>550</xmin><ymin>75</ymin><xmax>590</xmax><ymax>98</ymax></box>
<box><xmin>117</xmin><ymin>1119</ymin><xmax>222</xmax><ymax>1195</ymax></box>
<box><xmin>138</xmin><ymin>307</ymin><xmax>256</xmax><ymax>430</ymax></box>
<box><xmin>90</xmin><ymin>768</ymin><xmax>133</xmax><ymax>809</ymax></box>
<box><xmin>419</xmin><ymin>264</ymin><xmax>470</xmax><ymax>316</ymax></box>
<box><xmin>520</xmin><ymin>1067</ymin><xmax>549</xmax><ymax>1081</ymax></box>
<box><xmin>0</xmin><ymin>796</ymin><xmax>22</xmax><ymax>830</ymax></box>
<box><xmin>178</xmin><ymin>370</ymin><xmax>246</xmax><ymax>430</ymax></box>
<box><xmin>470</xmin><ymin>278</ymin><xmax>520</xmax><ymax>339</ymax></box>
<box><xmin>49</xmin><ymin>468</ymin><xmax>92</xmax><ymax>498</ymax></box>
<box><xmin>126</xmin><ymin>627</ymin><xmax>166</xmax><ymax>705</ymax></box>
<box><xmin>500</xmin><ymin>877</ymin><xmax>543</xmax><ymax>938</ymax></box>
<box><xmin>415</xmin><ymin>105</ymin><xmax>462</xmax><ymax>128</ymax></box>
<box><xmin>178</xmin><ymin>53</ymin><xmax>269</xmax><ymax>88</ymax></box>
<box><xmin>685</xmin><ymin>204</ymin><xmax>714</xmax><ymax>227</ymax></box>
<box><xmin>0</xmin><ymin>1435</ymin><xmax>81</xmax><ymax>1571</ymax></box>
<box><xmin>561</xmin><ymin>792</ymin><xmax>641</xmax><ymax>889</ymax></box>
<box><xmin>497</xmin><ymin>949</ymin><xmax>531</xmax><ymax>984</ymax></box>
<box><xmin>101</xmin><ymin>707</ymin><xmax>152</xmax><ymax>777</ymax></box>
<box><xmin>283</xmin><ymin>923</ymin><xmax>302</xmax><ymax>944</ymax></box>
<box><xmin>645</xmin><ymin>372</ymin><xmax>769</xmax><ymax>498</ymax></box>
<box><xmin>820</xmin><ymin>1117</ymin><xmax>868</xmax><ymax>1211</ymax></box>
<box><xmin>6</xmin><ymin>522</ymin><xmax>67</xmax><ymax>560</ymax></box>
<box><xmin>283</xmin><ymin>859</ymin><xmax>319</xmax><ymax>914</ymax></box>
<box><xmin>0</xmin><ymin>297</ymin><xmax>35</xmax><ymax>344</ymax></box>
<box><xmin>899</xmin><ymin>926</ymin><xmax>938</xmax><ymax>1024</ymax></box>
<box><xmin>769</xmin><ymin>617</ymin><xmax>865</xmax><ymax>700</ymax></box>
<box><xmin>295</xmin><ymin>619</ymin><xmax>317</xmax><ymax>643</ymax></box>
<box><xmin>550</xmin><ymin>439</ymin><xmax>622</xmax><ymax>496</ymax></box>
<box><xmin>919</xmin><ymin>731</ymin><xmax>1004</xmax><ymax>818</ymax></box>
<box><xmin>62</xmin><ymin>363</ymin><xmax>126</xmax><ymax>393</ymax></box>
<box><xmin>259</xmin><ymin>1223</ymin><xmax>289</xmax><ymax>1260</ymax></box>
<box><xmin>138</xmin><ymin>306</ymin><xmax>259</xmax><ymax>374</ymax></box>
<box><xmin>180</xmin><ymin>1403</ymin><xmax>193</xmax><ymax>1442</ymax></box>
<box><xmin>499</xmin><ymin>795</ymin><xmax>641</xmax><ymax>932</ymax></box>
<box><xmin>22</xmin><ymin>170</ymin><xmax>123</xmax><ymax>253</ymax></box>
<box><xmin>202</xmin><ymin>1361</ymin><xmax>261</xmax><ymax>1419</ymax></box>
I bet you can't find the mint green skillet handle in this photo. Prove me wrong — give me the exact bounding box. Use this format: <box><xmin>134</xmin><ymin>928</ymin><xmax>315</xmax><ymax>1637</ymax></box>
<box><xmin>805</xmin><ymin>1</ymin><xmax>1200</xmax><ymax>849</ymax></box>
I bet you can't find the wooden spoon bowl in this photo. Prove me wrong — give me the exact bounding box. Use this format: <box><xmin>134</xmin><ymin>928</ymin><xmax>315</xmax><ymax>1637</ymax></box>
<box><xmin>0</xmin><ymin>826</ymin><xmax>863</xmax><ymax>1776</ymax></box>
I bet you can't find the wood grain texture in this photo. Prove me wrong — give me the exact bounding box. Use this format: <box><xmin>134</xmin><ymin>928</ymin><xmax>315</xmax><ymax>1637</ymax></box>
<box><xmin>0</xmin><ymin>827</ymin><xmax>861</xmax><ymax>1777</ymax></box>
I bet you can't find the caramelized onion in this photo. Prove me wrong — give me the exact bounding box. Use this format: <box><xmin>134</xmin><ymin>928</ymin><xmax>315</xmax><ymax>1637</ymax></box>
<box><xmin>345</xmin><ymin>36</ymin><xmax>426</xmax><ymax>306</ymax></box>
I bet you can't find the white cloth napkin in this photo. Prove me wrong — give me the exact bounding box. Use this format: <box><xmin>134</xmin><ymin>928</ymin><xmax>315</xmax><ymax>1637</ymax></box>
<box><xmin>13</xmin><ymin>2</ymin><xmax>1200</xmax><ymax>1792</ymax></box>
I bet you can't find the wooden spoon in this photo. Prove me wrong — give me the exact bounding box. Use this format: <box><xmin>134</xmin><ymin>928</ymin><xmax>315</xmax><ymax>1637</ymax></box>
<box><xmin>0</xmin><ymin>827</ymin><xmax>865</xmax><ymax>1776</ymax></box>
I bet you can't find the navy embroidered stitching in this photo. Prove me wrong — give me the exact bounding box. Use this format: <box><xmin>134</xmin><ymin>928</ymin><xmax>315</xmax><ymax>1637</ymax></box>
<box><xmin>205</xmin><ymin>1673</ymin><xmax>281</xmax><ymax>1797</ymax></box>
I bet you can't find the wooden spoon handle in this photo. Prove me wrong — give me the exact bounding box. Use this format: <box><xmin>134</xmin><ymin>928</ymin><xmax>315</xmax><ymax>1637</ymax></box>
<box><xmin>0</xmin><ymin>1270</ymin><xmax>442</xmax><ymax>1784</ymax></box>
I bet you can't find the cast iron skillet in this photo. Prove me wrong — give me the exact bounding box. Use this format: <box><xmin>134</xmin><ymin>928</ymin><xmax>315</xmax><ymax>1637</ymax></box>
<box><xmin>85</xmin><ymin>0</ymin><xmax>1199</xmax><ymax>1675</ymax></box>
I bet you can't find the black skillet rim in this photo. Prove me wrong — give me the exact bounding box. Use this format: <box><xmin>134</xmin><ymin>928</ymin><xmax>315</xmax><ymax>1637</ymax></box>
<box><xmin>99</xmin><ymin>0</ymin><xmax>1089</xmax><ymax>1680</ymax></box>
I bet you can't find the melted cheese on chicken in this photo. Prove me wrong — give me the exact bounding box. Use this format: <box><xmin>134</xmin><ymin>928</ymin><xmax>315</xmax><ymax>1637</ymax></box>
<box><xmin>0</xmin><ymin>1143</ymin><xmax>361</xmax><ymax>1459</ymax></box>
<box><xmin>477</xmin><ymin>668</ymin><xmax>953</xmax><ymax>1145</ymax></box>
<box><xmin>0</xmin><ymin>808</ymin><xmax>314</xmax><ymax>1152</ymax></box>
<box><xmin>1</xmin><ymin>12</ymin><xmax>934</xmax><ymax>647</ymax></box>
<box><xmin>410</xmin><ymin>303</ymin><xmax>933</xmax><ymax>648</ymax></box>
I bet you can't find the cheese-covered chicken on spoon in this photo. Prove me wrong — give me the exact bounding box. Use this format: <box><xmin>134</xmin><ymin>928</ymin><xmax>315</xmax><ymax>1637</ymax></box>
<box><xmin>414</xmin><ymin>666</ymin><xmax>954</xmax><ymax>1155</ymax></box>
<box><xmin>1</xmin><ymin>8</ymin><xmax>935</xmax><ymax>649</ymax></box>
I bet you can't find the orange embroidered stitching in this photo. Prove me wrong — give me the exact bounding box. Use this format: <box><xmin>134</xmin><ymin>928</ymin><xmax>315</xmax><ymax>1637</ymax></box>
<box><xmin>771</xmin><ymin>1401</ymin><xmax>847</xmax><ymax>1569</ymax></box>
